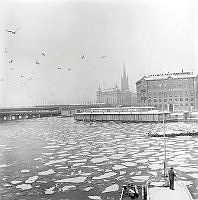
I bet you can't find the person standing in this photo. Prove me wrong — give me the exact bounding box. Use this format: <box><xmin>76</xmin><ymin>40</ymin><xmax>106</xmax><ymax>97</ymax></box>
<box><xmin>169</xmin><ymin>167</ymin><xmax>176</xmax><ymax>190</ymax></box>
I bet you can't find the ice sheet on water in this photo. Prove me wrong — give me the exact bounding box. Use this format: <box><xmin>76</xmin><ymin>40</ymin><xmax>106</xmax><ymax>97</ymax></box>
<box><xmin>0</xmin><ymin>164</ymin><xmax>9</xmax><ymax>168</ymax></box>
<box><xmin>112</xmin><ymin>165</ymin><xmax>127</xmax><ymax>170</ymax></box>
<box><xmin>102</xmin><ymin>184</ymin><xmax>119</xmax><ymax>193</ymax></box>
<box><xmin>83</xmin><ymin>186</ymin><xmax>94</xmax><ymax>191</ymax></box>
<box><xmin>88</xmin><ymin>196</ymin><xmax>102</xmax><ymax>200</ymax></box>
<box><xmin>122</xmin><ymin>162</ymin><xmax>136</xmax><ymax>167</ymax></box>
<box><xmin>21</xmin><ymin>169</ymin><xmax>30</xmax><ymax>173</ymax></box>
<box><xmin>55</xmin><ymin>176</ymin><xmax>87</xmax><ymax>183</ymax></box>
<box><xmin>38</xmin><ymin>169</ymin><xmax>55</xmax><ymax>175</ymax></box>
<box><xmin>11</xmin><ymin>180</ymin><xmax>22</xmax><ymax>185</ymax></box>
<box><xmin>43</xmin><ymin>145</ymin><xmax>60</xmax><ymax>149</ymax></box>
<box><xmin>25</xmin><ymin>176</ymin><xmax>38</xmax><ymax>183</ymax></box>
<box><xmin>93</xmin><ymin>172</ymin><xmax>117</xmax><ymax>180</ymax></box>
<box><xmin>45</xmin><ymin>186</ymin><xmax>55</xmax><ymax>194</ymax></box>
<box><xmin>91</xmin><ymin>157</ymin><xmax>108</xmax><ymax>163</ymax></box>
<box><xmin>149</xmin><ymin>164</ymin><xmax>163</xmax><ymax>170</ymax></box>
<box><xmin>175</xmin><ymin>166</ymin><xmax>198</xmax><ymax>172</ymax></box>
<box><xmin>188</xmin><ymin>174</ymin><xmax>198</xmax><ymax>179</ymax></box>
<box><xmin>62</xmin><ymin>185</ymin><xmax>76</xmax><ymax>191</ymax></box>
<box><xmin>44</xmin><ymin>158</ymin><xmax>68</xmax><ymax>166</ymax></box>
<box><xmin>16</xmin><ymin>184</ymin><xmax>32</xmax><ymax>190</ymax></box>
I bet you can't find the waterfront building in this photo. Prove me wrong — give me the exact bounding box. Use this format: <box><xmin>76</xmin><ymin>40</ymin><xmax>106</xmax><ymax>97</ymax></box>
<box><xmin>136</xmin><ymin>71</ymin><xmax>198</xmax><ymax>112</ymax></box>
<box><xmin>97</xmin><ymin>65</ymin><xmax>135</xmax><ymax>106</ymax></box>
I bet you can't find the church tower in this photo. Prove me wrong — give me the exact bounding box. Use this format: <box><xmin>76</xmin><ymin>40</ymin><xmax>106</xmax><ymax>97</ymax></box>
<box><xmin>121</xmin><ymin>63</ymin><xmax>129</xmax><ymax>91</ymax></box>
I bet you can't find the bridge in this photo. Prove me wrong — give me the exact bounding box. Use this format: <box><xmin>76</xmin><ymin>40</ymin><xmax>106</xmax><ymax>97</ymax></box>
<box><xmin>0</xmin><ymin>103</ymin><xmax>112</xmax><ymax>121</ymax></box>
<box><xmin>0</xmin><ymin>106</ymin><xmax>61</xmax><ymax>121</ymax></box>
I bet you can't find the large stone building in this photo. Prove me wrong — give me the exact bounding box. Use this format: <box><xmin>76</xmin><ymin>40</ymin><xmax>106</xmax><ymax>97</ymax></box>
<box><xmin>136</xmin><ymin>71</ymin><xmax>198</xmax><ymax>112</ymax></box>
<box><xmin>97</xmin><ymin>66</ymin><xmax>135</xmax><ymax>106</ymax></box>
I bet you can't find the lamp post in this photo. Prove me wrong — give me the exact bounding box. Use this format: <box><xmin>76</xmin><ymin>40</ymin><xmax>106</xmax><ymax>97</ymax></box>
<box><xmin>159</xmin><ymin>82</ymin><xmax>167</xmax><ymax>180</ymax></box>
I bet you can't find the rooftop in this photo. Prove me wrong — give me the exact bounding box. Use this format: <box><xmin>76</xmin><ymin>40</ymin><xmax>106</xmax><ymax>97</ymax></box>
<box><xmin>145</xmin><ymin>72</ymin><xmax>196</xmax><ymax>81</ymax></box>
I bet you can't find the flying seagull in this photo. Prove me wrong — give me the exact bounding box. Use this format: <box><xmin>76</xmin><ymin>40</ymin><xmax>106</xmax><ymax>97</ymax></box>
<box><xmin>67</xmin><ymin>68</ymin><xmax>71</xmax><ymax>71</ymax></box>
<box><xmin>35</xmin><ymin>61</ymin><xmax>40</xmax><ymax>65</ymax></box>
<box><xmin>81</xmin><ymin>54</ymin><xmax>85</xmax><ymax>59</ymax></box>
<box><xmin>5</xmin><ymin>27</ymin><xmax>21</xmax><ymax>34</ymax></box>
<box><xmin>42</xmin><ymin>52</ymin><xmax>46</xmax><ymax>56</ymax></box>
<box><xmin>5</xmin><ymin>48</ymin><xmax>8</xmax><ymax>54</ymax></box>
<box><xmin>57</xmin><ymin>67</ymin><xmax>61</xmax><ymax>70</ymax></box>
<box><xmin>9</xmin><ymin>59</ymin><xmax>13</xmax><ymax>64</ymax></box>
<box><xmin>100</xmin><ymin>56</ymin><xmax>106</xmax><ymax>58</ymax></box>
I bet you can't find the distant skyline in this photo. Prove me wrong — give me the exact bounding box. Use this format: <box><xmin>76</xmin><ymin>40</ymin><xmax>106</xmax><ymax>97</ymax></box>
<box><xmin>1</xmin><ymin>0</ymin><xmax>198</xmax><ymax>107</ymax></box>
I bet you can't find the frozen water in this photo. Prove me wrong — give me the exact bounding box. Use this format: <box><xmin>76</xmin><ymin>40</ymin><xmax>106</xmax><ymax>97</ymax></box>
<box><xmin>55</xmin><ymin>176</ymin><xmax>87</xmax><ymax>183</ymax></box>
<box><xmin>16</xmin><ymin>184</ymin><xmax>32</xmax><ymax>190</ymax></box>
<box><xmin>25</xmin><ymin>176</ymin><xmax>38</xmax><ymax>183</ymax></box>
<box><xmin>38</xmin><ymin>169</ymin><xmax>55</xmax><ymax>175</ymax></box>
<box><xmin>102</xmin><ymin>184</ymin><xmax>119</xmax><ymax>193</ymax></box>
<box><xmin>93</xmin><ymin>172</ymin><xmax>117</xmax><ymax>180</ymax></box>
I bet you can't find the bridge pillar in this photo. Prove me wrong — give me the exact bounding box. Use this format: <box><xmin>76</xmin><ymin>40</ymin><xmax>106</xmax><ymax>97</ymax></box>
<box><xmin>6</xmin><ymin>115</ymin><xmax>12</xmax><ymax>120</ymax></box>
<box><xmin>15</xmin><ymin>115</ymin><xmax>19</xmax><ymax>120</ymax></box>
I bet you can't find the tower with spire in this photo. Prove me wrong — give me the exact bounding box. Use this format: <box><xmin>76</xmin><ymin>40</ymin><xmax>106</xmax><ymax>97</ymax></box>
<box><xmin>121</xmin><ymin>63</ymin><xmax>129</xmax><ymax>91</ymax></box>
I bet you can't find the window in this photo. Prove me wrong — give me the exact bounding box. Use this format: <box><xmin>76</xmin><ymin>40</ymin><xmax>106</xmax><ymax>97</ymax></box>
<box><xmin>175</xmin><ymin>98</ymin><xmax>178</xmax><ymax>101</ymax></box>
<box><xmin>185</xmin><ymin>98</ymin><xmax>188</xmax><ymax>101</ymax></box>
<box><xmin>164</xmin><ymin>99</ymin><xmax>167</xmax><ymax>102</ymax></box>
<box><xmin>154</xmin><ymin>99</ymin><xmax>157</xmax><ymax>102</ymax></box>
<box><xmin>180</xmin><ymin>98</ymin><xmax>183</xmax><ymax>101</ymax></box>
<box><xmin>190</xmin><ymin>98</ymin><xmax>193</xmax><ymax>101</ymax></box>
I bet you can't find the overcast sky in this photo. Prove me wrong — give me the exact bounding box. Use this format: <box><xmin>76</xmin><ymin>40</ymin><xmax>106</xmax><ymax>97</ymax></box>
<box><xmin>1</xmin><ymin>0</ymin><xmax>198</xmax><ymax>107</ymax></box>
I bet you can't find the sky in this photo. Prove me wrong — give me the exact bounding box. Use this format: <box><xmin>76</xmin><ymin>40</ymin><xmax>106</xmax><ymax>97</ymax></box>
<box><xmin>1</xmin><ymin>0</ymin><xmax>198</xmax><ymax>107</ymax></box>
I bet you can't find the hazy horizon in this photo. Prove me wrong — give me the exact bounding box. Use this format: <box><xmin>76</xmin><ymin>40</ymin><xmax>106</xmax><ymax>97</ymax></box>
<box><xmin>1</xmin><ymin>0</ymin><xmax>198</xmax><ymax>107</ymax></box>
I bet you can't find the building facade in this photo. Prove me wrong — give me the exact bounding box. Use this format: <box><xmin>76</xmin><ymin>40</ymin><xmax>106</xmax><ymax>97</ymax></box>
<box><xmin>136</xmin><ymin>71</ymin><xmax>198</xmax><ymax>112</ymax></box>
<box><xmin>97</xmin><ymin>66</ymin><xmax>135</xmax><ymax>106</ymax></box>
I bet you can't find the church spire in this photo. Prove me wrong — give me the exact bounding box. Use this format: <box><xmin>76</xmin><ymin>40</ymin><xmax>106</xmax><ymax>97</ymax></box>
<box><xmin>121</xmin><ymin>63</ymin><xmax>129</xmax><ymax>91</ymax></box>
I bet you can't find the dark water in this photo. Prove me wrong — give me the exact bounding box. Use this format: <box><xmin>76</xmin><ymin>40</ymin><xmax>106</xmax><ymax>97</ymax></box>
<box><xmin>0</xmin><ymin>117</ymin><xmax>198</xmax><ymax>200</ymax></box>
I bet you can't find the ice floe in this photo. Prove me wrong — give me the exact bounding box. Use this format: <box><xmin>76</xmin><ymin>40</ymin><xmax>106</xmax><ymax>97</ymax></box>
<box><xmin>0</xmin><ymin>164</ymin><xmax>9</xmax><ymax>168</ymax></box>
<box><xmin>62</xmin><ymin>185</ymin><xmax>76</xmax><ymax>191</ymax></box>
<box><xmin>21</xmin><ymin>169</ymin><xmax>30</xmax><ymax>173</ymax></box>
<box><xmin>122</xmin><ymin>162</ymin><xmax>136</xmax><ymax>167</ymax></box>
<box><xmin>88</xmin><ymin>196</ymin><xmax>102</xmax><ymax>200</ymax></box>
<box><xmin>25</xmin><ymin>176</ymin><xmax>38</xmax><ymax>183</ymax></box>
<box><xmin>112</xmin><ymin>165</ymin><xmax>127</xmax><ymax>170</ymax></box>
<box><xmin>38</xmin><ymin>169</ymin><xmax>55</xmax><ymax>175</ymax></box>
<box><xmin>55</xmin><ymin>176</ymin><xmax>87</xmax><ymax>183</ymax></box>
<box><xmin>16</xmin><ymin>184</ymin><xmax>32</xmax><ymax>190</ymax></box>
<box><xmin>91</xmin><ymin>157</ymin><xmax>108</xmax><ymax>163</ymax></box>
<box><xmin>44</xmin><ymin>158</ymin><xmax>68</xmax><ymax>166</ymax></box>
<box><xmin>102</xmin><ymin>184</ymin><xmax>119</xmax><ymax>193</ymax></box>
<box><xmin>45</xmin><ymin>186</ymin><xmax>55</xmax><ymax>194</ymax></box>
<box><xmin>93</xmin><ymin>172</ymin><xmax>117</xmax><ymax>180</ymax></box>
<box><xmin>11</xmin><ymin>180</ymin><xmax>22</xmax><ymax>185</ymax></box>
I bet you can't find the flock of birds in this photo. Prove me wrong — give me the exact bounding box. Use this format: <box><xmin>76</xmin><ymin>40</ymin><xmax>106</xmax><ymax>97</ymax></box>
<box><xmin>2</xmin><ymin>26</ymin><xmax>108</xmax><ymax>102</ymax></box>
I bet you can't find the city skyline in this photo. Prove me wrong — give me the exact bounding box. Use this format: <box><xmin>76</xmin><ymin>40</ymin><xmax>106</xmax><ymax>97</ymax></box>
<box><xmin>1</xmin><ymin>0</ymin><xmax>198</xmax><ymax>107</ymax></box>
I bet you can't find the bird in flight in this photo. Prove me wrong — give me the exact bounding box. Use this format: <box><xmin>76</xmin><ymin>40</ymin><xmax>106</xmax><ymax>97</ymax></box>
<box><xmin>9</xmin><ymin>59</ymin><xmax>13</xmax><ymax>64</ymax></box>
<box><xmin>5</xmin><ymin>27</ymin><xmax>21</xmax><ymax>34</ymax></box>
<box><xmin>20</xmin><ymin>74</ymin><xmax>25</xmax><ymax>78</ymax></box>
<box><xmin>81</xmin><ymin>54</ymin><xmax>85</xmax><ymax>59</ymax></box>
<box><xmin>35</xmin><ymin>61</ymin><xmax>40</xmax><ymax>65</ymax></box>
<box><xmin>100</xmin><ymin>56</ymin><xmax>106</xmax><ymax>58</ymax></box>
<box><xmin>67</xmin><ymin>68</ymin><xmax>71</xmax><ymax>71</ymax></box>
<box><xmin>5</xmin><ymin>48</ymin><xmax>8</xmax><ymax>54</ymax></box>
<box><xmin>57</xmin><ymin>67</ymin><xmax>61</xmax><ymax>70</ymax></box>
<box><xmin>42</xmin><ymin>52</ymin><xmax>46</xmax><ymax>56</ymax></box>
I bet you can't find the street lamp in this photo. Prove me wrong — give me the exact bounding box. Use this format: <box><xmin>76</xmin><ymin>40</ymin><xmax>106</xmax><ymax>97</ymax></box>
<box><xmin>159</xmin><ymin>81</ymin><xmax>167</xmax><ymax>180</ymax></box>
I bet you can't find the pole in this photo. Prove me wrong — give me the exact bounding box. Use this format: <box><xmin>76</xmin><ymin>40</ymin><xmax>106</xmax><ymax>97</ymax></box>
<box><xmin>162</xmin><ymin>84</ymin><xmax>167</xmax><ymax>180</ymax></box>
<box><xmin>120</xmin><ymin>187</ymin><xmax>124</xmax><ymax>200</ymax></box>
